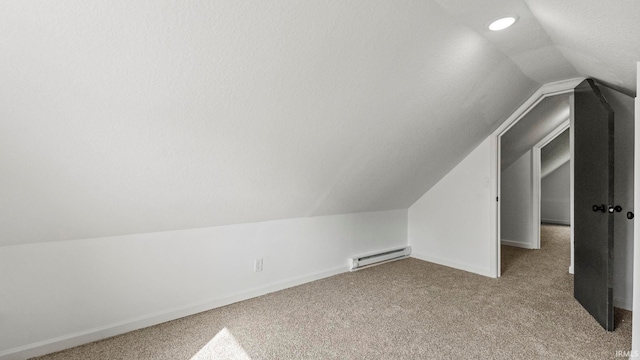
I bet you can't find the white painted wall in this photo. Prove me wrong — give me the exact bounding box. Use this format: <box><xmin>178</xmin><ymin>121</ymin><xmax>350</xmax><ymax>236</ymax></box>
<box><xmin>500</xmin><ymin>150</ymin><xmax>534</xmax><ymax>248</ymax></box>
<box><xmin>631</xmin><ymin>61</ymin><xmax>639</xmax><ymax>358</ymax></box>
<box><xmin>408</xmin><ymin>138</ymin><xmax>494</xmax><ymax>277</ymax></box>
<box><xmin>0</xmin><ymin>209</ymin><xmax>407</xmax><ymax>359</ymax></box>
<box><xmin>541</xmin><ymin>161</ymin><xmax>571</xmax><ymax>225</ymax></box>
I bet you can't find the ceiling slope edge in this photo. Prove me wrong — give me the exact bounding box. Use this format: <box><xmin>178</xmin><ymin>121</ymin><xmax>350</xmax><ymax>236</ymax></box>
<box><xmin>408</xmin><ymin>77</ymin><xmax>585</xmax><ymax>209</ymax></box>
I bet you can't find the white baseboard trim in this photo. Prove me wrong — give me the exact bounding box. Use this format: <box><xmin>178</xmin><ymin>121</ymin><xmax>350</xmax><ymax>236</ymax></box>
<box><xmin>410</xmin><ymin>252</ymin><xmax>493</xmax><ymax>278</ymax></box>
<box><xmin>569</xmin><ymin>265</ymin><xmax>574</xmax><ymax>274</ymax></box>
<box><xmin>0</xmin><ymin>265</ymin><xmax>349</xmax><ymax>360</ymax></box>
<box><xmin>501</xmin><ymin>239</ymin><xmax>534</xmax><ymax>249</ymax></box>
<box><xmin>541</xmin><ymin>219</ymin><xmax>571</xmax><ymax>226</ymax></box>
<box><xmin>614</xmin><ymin>296</ymin><xmax>633</xmax><ymax>311</ymax></box>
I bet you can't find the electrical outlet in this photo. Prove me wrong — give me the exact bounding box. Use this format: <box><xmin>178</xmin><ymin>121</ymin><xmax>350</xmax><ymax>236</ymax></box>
<box><xmin>254</xmin><ymin>258</ymin><xmax>263</xmax><ymax>272</ymax></box>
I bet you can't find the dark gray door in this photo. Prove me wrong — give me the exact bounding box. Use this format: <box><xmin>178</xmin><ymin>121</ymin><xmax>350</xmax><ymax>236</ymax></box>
<box><xmin>573</xmin><ymin>79</ymin><xmax>615</xmax><ymax>331</ymax></box>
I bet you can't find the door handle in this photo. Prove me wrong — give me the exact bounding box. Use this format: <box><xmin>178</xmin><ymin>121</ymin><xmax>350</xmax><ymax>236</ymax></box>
<box><xmin>608</xmin><ymin>205</ymin><xmax>623</xmax><ymax>213</ymax></box>
<box><xmin>628</xmin><ymin>212</ymin><xmax>635</xmax><ymax>220</ymax></box>
<box><xmin>592</xmin><ymin>204</ymin><xmax>606</xmax><ymax>213</ymax></box>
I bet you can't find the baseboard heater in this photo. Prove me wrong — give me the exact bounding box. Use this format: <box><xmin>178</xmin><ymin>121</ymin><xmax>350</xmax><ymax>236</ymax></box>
<box><xmin>349</xmin><ymin>246</ymin><xmax>411</xmax><ymax>271</ymax></box>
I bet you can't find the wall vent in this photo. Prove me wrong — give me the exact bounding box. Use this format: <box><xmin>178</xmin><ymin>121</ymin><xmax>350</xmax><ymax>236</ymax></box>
<box><xmin>349</xmin><ymin>246</ymin><xmax>411</xmax><ymax>271</ymax></box>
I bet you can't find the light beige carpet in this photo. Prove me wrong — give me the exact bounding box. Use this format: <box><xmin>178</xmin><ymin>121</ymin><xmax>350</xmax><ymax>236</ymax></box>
<box><xmin>33</xmin><ymin>225</ymin><xmax>631</xmax><ymax>359</ymax></box>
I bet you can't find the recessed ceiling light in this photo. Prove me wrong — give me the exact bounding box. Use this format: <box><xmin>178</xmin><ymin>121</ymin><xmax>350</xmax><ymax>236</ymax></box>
<box><xmin>488</xmin><ymin>16</ymin><xmax>517</xmax><ymax>31</ymax></box>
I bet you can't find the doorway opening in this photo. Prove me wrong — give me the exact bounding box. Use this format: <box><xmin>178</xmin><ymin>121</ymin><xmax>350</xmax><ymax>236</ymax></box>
<box><xmin>494</xmin><ymin>78</ymin><xmax>635</xmax><ymax>331</ymax></box>
<box><xmin>537</xmin><ymin>127</ymin><xmax>572</xmax><ymax>275</ymax></box>
<box><xmin>536</xmin><ymin>123</ymin><xmax>571</xmax><ymax>246</ymax></box>
<box><xmin>498</xmin><ymin>93</ymin><xmax>572</xmax><ymax>274</ymax></box>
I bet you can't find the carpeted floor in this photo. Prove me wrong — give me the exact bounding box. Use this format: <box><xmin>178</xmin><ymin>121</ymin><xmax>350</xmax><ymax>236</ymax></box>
<box><xmin>33</xmin><ymin>224</ymin><xmax>631</xmax><ymax>359</ymax></box>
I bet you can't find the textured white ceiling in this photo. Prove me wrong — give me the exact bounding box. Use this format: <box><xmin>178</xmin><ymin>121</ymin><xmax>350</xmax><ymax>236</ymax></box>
<box><xmin>1</xmin><ymin>0</ymin><xmax>638</xmax><ymax>245</ymax></box>
<box><xmin>434</xmin><ymin>0</ymin><xmax>579</xmax><ymax>85</ymax></box>
<box><xmin>525</xmin><ymin>0</ymin><xmax>640</xmax><ymax>96</ymax></box>
<box><xmin>501</xmin><ymin>94</ymin><xmax>570</xmax><ymax>171</ymax></box>
<box><xmin>541</xmin><ymin>128</ymin><xmax>570</xmax><ymax>178</ymax></box>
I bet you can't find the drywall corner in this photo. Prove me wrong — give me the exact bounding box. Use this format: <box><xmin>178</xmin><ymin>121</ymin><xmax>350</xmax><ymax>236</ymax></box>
<box><xmin>408</xmin><ymin>138</ymin><xmax>493</xmax><ymax>277</ymax></box>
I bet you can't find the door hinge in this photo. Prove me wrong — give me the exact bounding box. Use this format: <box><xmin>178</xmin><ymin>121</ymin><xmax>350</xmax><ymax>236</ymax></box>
<box><xmin>496</xmin><ymin>197</ymin><xmax>499</xmax><ymax>202</ymax></box>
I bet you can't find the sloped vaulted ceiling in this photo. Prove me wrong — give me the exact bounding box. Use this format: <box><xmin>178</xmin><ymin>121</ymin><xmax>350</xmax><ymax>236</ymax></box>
<box><xmin>1</xmin><ymin>0</ymin><xmax>639</xmax><ymax>245</ymax></box>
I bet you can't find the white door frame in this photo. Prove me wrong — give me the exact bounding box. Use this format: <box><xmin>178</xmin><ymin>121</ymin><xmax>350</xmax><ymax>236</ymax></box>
<box><xmin>492</xmin><ymin>74</ymin><xmax>640</xmax><ymax>352</ymax></box>
<box><xmin>491</xmin><ymin>77</ymin><xmax>584</xmax><ymax>278</ymax></box>
<box><xmin>531</xmin><ymin>120</ymin><xmax>571</xmax><ymax>249</ymax></box>
<box><xmin>631</xmin><ymin>61</ymin><xmax>639</xmax><ymax>357</ymax></box>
